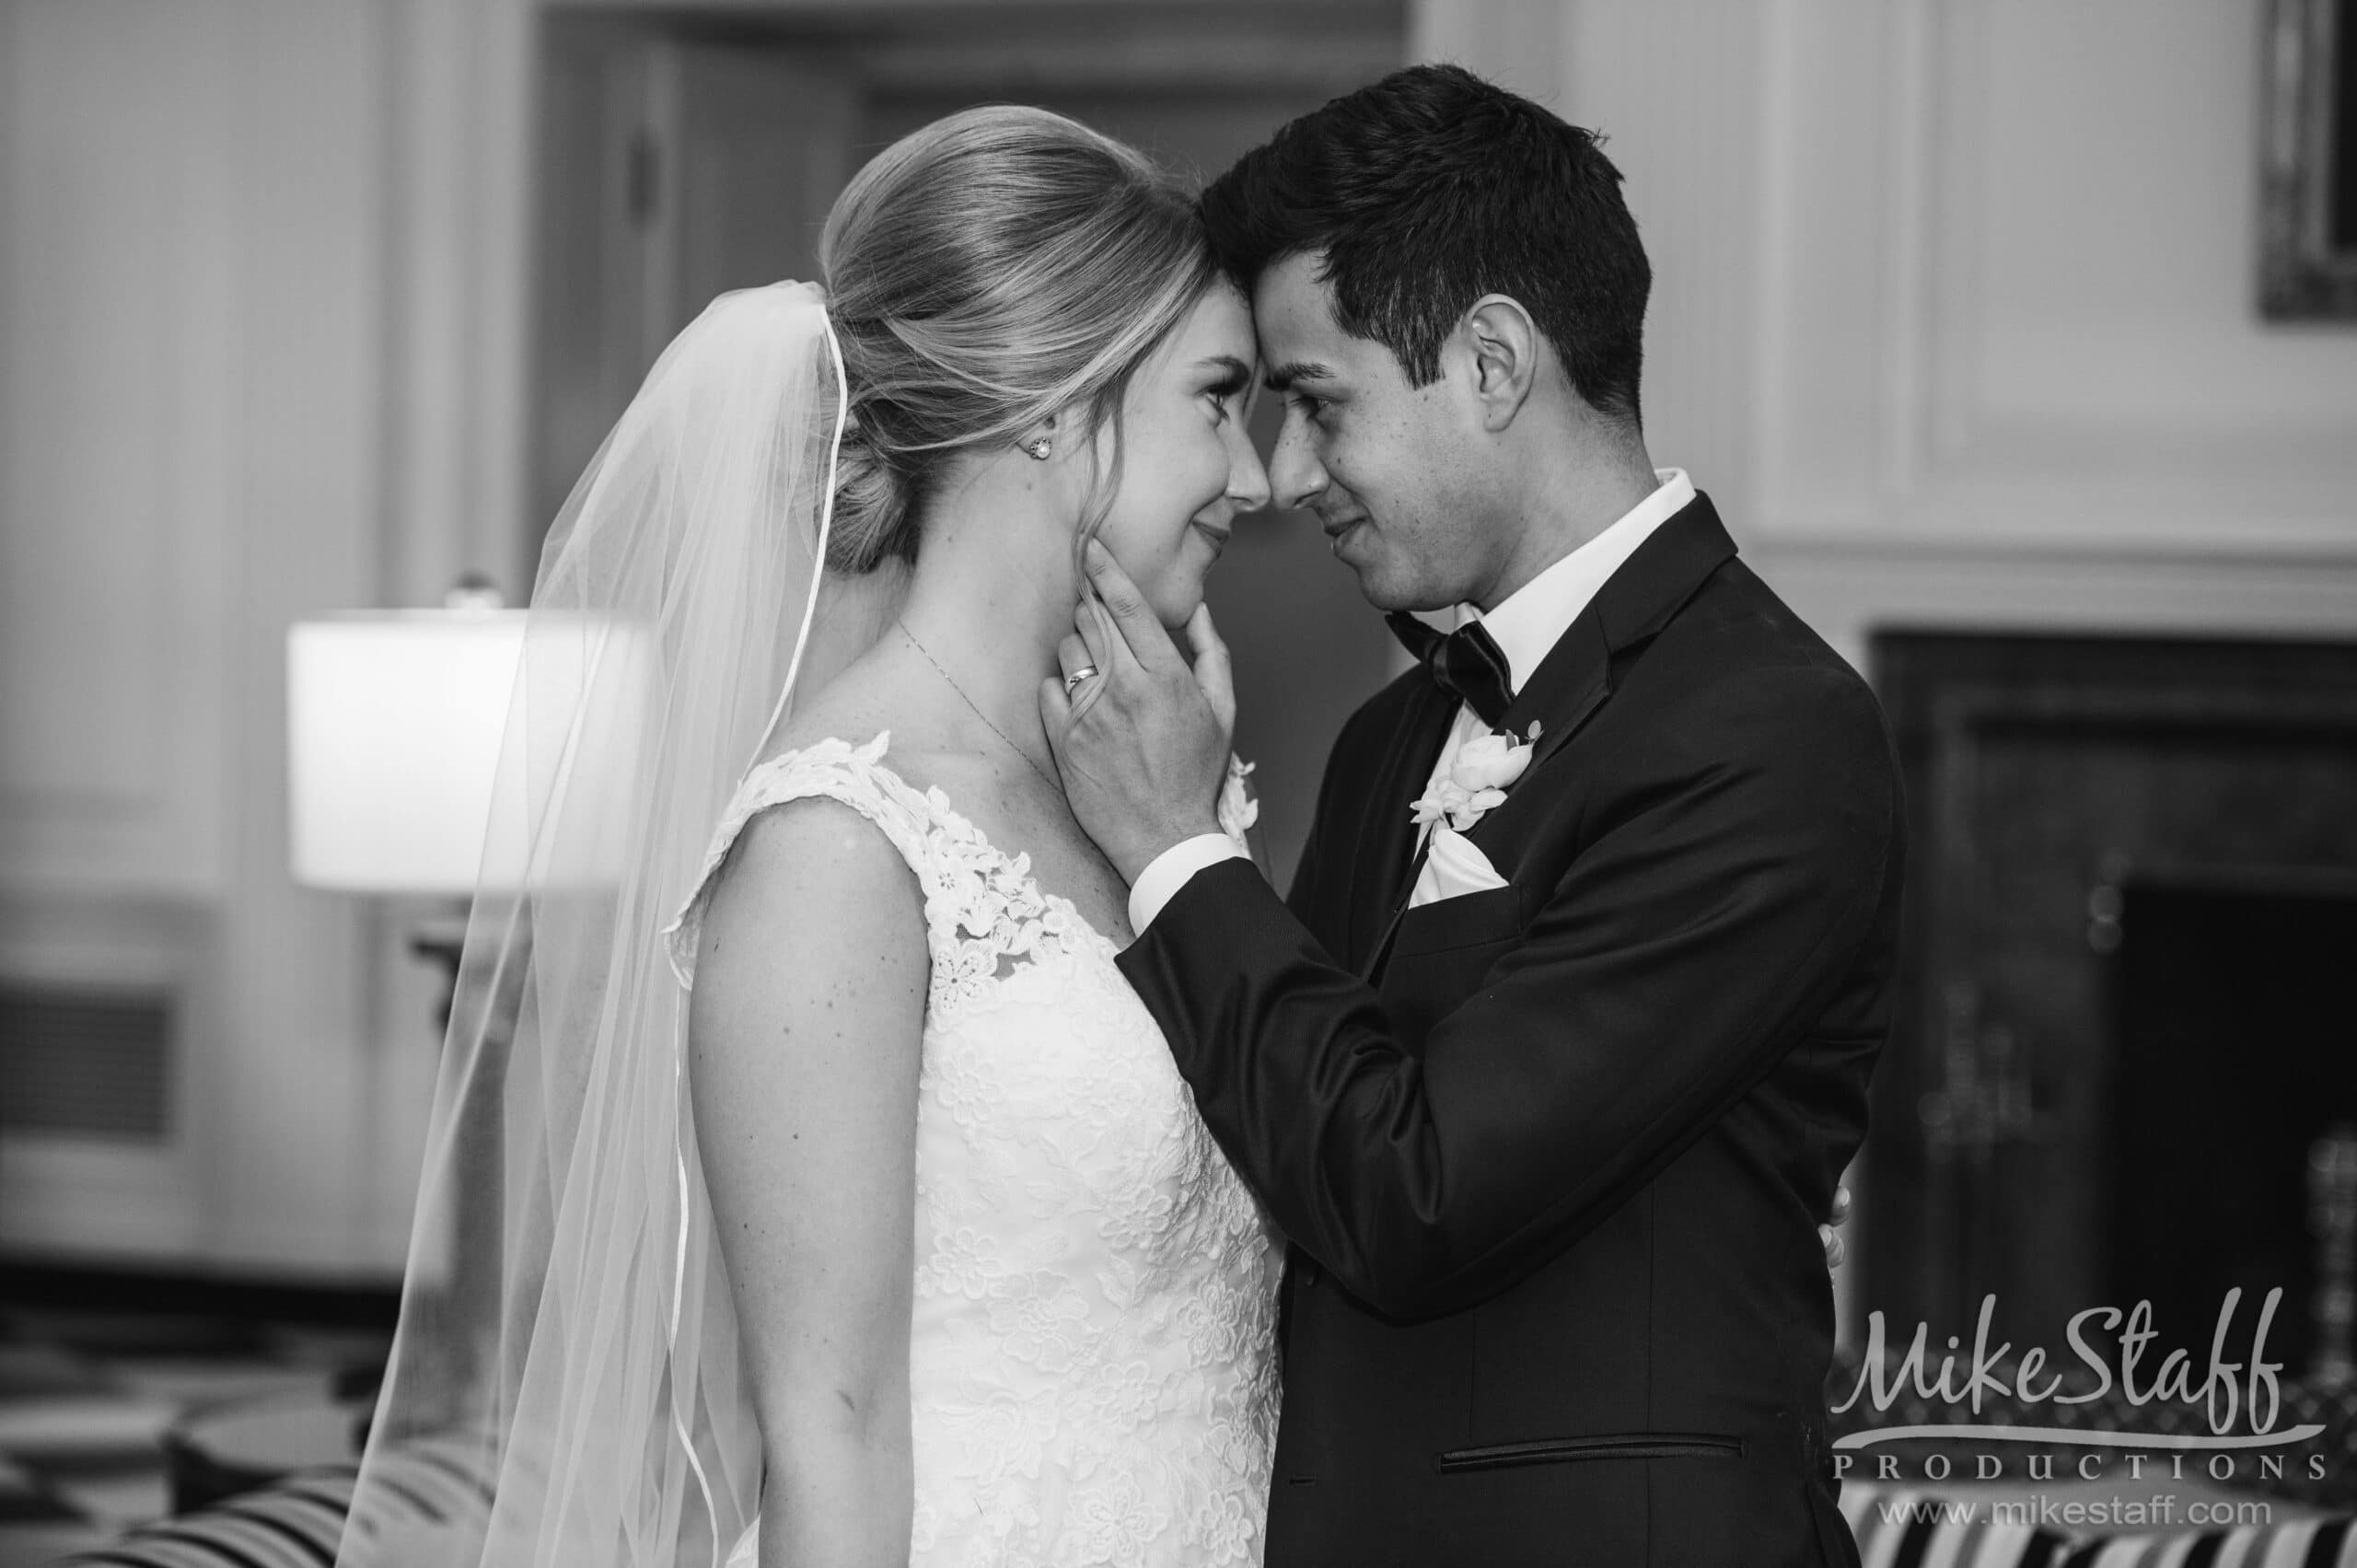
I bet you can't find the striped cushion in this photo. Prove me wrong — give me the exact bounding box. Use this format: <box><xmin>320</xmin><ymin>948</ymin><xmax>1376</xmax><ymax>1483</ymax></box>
<box><xmin>63</xmin><ymin>1464</ymin><xmax>2357</xmax><ymax>1567</ymax></box>
<box><xmin>55</xmin><ymin>1469</ymin><xmax>354</xmax><ymax>1567</ymax></box>
<box><xmin>55</xmin><ymin>1437</ymin><xmax>492</xmax><ymax>1568</ymax></box>
<box><xmin>1842</xmin><ymin>1480</ymin><xmax>2357</xmax><ymax>1567</ymax></box>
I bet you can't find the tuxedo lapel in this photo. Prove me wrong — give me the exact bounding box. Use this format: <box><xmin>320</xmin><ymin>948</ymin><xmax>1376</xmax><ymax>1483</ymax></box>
<box><xmin>1347</xmin><ymin>677</ymin><xmax>1456</xmax><ymax>969</ymax></box>
<box><xmin>1494</xmin><ymin>614</ymin><xmax>1610</xmax><ymax>772</ymax></box>
<box><xmin>1500</xmin><ymin>495</ymin><xmax>1736</xmax><ymax>770</ymax></box>
<box><xmin>1465</xmin><ymin>495</ymin><xmax>1739</xmax><ymax>864</ymax></box>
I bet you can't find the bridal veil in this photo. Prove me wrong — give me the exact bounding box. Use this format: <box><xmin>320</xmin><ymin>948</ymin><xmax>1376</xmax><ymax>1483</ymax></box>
<box><xmin>339</xmin><ymin>280</ymin><xmax>877</xmax><ymax>1567</ymax></box>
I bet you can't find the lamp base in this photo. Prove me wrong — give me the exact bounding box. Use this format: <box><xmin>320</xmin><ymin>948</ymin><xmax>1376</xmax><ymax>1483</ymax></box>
<box><xmin>406</xmin><ymin>908</ymin><xmax>470</xmax><ymax>1036</ymax></box>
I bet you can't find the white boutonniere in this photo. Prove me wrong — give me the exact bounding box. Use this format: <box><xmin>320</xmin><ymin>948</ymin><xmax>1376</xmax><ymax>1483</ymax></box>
<box><xmin>1411</xmin><ymin>721</ymin><xmax>1541</xmax><ymax>832</ymax></box>
<box><xmin>1217</xmin><ymin>754</ymin><xmax>1259</xmax><ymax>840</ymax></box>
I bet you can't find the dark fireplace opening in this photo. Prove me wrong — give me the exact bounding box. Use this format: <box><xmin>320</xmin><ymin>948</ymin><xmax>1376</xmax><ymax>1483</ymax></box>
<box><xmin>2105</xmin><ymin>875</ymin><xmax>2357</xmax><ymax>1373</ymax></box>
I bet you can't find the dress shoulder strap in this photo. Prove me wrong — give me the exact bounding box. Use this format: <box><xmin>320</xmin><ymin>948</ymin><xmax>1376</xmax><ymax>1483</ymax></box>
<box><xmin>663</xmin><ymin>732</ymin><xmax>939</xmax><ymax>989</ymax></box>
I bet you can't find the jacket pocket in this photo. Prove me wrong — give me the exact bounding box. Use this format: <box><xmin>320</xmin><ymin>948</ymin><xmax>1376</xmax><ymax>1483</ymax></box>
<box><xmin>1390</xmin><ymin>884</ymin><xmax>1524</xmax><ymax>958</ymax></box>
<box><xmin>1435</xmin><ymin>1432</ymin><xmax>1745</xmax><ymax>1474</ymax></box>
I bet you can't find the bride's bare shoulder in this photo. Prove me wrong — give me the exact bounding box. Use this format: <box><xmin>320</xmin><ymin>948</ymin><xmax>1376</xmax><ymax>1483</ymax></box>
<box><xmin>702</xmin><ymin>788</ymin><xmax>923</xmax><ymax>946</ymax></box>
<box><xmin>700</xmin><ymin>679</ymin><xmax>945</xmax><ymax>949</ymax></box>
<box><xmin>691</xmin><ymin>784</ymin><xmax>926</xmax><ymax>1005</ymax></box>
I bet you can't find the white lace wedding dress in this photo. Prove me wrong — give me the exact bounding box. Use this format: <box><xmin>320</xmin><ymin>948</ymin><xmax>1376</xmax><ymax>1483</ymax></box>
<box><xmin>667</xmin><ymin>733</ymin><xmax>1282</xmax><ymax>1568</ymax></box>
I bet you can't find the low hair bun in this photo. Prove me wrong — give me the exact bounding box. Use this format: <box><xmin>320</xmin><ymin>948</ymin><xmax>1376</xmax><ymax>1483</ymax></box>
<box><xmin>826</xmin><ymin>414</ymin><xmax>918</xmax><ymax>574</ymax></box>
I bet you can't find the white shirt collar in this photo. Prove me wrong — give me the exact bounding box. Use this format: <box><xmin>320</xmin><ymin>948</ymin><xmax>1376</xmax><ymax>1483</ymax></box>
<box><xmin>1463</xmin><ymin>469</ymin><xmax>1695</xmax><ymax>690</ymax></box>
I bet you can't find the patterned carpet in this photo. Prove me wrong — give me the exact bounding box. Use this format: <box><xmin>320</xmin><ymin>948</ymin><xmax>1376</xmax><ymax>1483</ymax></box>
<box><xmin>0</xmin><ymin>1274</ymin><xmax>390</xmax><ymax>1567</ymax></box>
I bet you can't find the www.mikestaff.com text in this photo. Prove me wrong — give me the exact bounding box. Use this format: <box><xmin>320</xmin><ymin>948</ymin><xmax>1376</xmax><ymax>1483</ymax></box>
<box><xmin>1875</xmin><ymin>1493</ymin><xmax>2273</xmax><ymax>1529</ymax></box>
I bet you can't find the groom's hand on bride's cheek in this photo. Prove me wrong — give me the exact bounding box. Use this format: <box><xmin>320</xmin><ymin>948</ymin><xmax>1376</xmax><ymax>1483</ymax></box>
<box><xmin>1039</xmin><ymin>540</ymin><xmax>1233</xmax><ymax>886</ymax></box>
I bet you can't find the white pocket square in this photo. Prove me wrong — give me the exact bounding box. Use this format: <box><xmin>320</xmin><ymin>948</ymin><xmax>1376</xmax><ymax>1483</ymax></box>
<box><xmin>1411</xmin><ymin>824</ymin><xmax>1509</xmax><ymax>908</ymax></box>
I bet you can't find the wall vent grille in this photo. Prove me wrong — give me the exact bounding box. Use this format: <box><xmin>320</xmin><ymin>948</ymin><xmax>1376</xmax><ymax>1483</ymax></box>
<box><xmin>0</xmin><ymin>987</ymin><xmax>172</xmax><ymax>1139</ymax></box>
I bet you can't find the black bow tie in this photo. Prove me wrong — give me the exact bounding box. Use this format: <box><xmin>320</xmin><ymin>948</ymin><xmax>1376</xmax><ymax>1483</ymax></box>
<box><xmin>1386</xmin><ymin>612</ymin><xmax>1515</xmax><ymax>727</ymax></box>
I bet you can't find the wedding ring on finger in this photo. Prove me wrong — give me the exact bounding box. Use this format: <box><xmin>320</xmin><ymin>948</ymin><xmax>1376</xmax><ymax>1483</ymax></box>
<box><xmin>1063</xmin><ymin>664</ymin><xmax>1100</xmax><ymax>695</ymax></box>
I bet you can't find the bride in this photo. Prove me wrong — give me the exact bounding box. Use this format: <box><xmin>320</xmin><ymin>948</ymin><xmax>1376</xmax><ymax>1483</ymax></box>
<box><xmin>342</xmin><ymin>106</ymin><xmax>1280</xmax><ymax>1568</ymax></box>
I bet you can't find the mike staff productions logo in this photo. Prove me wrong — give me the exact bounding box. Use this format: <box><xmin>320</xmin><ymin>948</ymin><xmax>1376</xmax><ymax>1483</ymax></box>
<box><xmin>1832</xmin><ymin>1286</ymin><xmax>2327</xmax><ymax>1485</ymax></box>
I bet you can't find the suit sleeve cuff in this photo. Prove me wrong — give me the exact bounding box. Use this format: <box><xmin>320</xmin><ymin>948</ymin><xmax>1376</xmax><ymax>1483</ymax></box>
<box><xmin>1128</xmin><ymin>834</ymin><xmax>1250</xmax><ymax>935</ymax></box>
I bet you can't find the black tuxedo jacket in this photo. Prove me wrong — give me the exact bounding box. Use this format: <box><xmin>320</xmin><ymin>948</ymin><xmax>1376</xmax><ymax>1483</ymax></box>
<box><xmin>1117</xmin><ymin>496</ymin><xmax>1902</xmax><ymax>1568</ymax></box>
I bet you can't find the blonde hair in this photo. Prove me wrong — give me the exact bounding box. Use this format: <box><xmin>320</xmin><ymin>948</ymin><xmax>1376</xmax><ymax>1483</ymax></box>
<box><xmin>818</xmin><ymin>105</ymin><xmax>1219</xmax><ymax>573</ymax></box>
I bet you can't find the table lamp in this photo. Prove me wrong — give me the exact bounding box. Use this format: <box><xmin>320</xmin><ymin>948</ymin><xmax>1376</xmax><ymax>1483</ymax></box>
<box><xmin>286</xmin><ymin>577</ymin><xmax>525</xmax><ymax>1028</ymax></box>
<box><xmin>288</xmin><ymin>579</ymin><xmax>656</xmax><ymax>1035</ymax></box>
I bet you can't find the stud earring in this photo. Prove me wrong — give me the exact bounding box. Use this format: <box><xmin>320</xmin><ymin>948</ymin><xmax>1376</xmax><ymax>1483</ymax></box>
<box><xmin>1020</xmin><ymin>437</ymin><xmax>1052</xmax><ymax>461</ymax></box>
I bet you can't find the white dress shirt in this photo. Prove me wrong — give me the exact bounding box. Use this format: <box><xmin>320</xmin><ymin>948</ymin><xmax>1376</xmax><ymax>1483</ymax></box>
<box><xmin>1127</xmin><ymin>470</ymin><xmax>1697</xmax><ymax>935</ymax></box>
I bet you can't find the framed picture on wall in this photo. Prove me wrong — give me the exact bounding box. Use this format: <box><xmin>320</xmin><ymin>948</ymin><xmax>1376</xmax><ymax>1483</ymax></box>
<box><xmin>2261</xmin><ymin>0</ymin><xmax>2357</xmax><ymax>318</ymax></box>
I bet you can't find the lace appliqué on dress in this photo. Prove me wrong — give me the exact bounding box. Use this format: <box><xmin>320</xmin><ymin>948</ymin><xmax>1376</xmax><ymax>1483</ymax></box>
<box><xmin>666</xmin><ymin>731</ymin><xmax>1086</xmax><ymax>1015</ymax></box>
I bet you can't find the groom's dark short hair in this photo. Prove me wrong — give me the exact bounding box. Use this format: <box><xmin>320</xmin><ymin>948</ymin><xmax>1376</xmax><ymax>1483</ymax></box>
<box><xmin>1200</xmin><ymin>64</ymin><xmax>1650</xmax><ymax>424</ymax></box>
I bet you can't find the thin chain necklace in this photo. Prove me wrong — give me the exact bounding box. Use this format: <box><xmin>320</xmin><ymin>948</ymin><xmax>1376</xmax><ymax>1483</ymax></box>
<box><xmin>895</xmin><ymin>621</ymin><xmax>1062</xmax><ymax>795</ymax></box>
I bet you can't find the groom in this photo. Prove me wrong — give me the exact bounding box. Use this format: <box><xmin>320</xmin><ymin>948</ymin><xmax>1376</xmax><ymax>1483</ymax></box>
<box><xmin>1043</xmin><ymin>66</ymin><xmax>1901</xmax><ymax>1568</ymax></box>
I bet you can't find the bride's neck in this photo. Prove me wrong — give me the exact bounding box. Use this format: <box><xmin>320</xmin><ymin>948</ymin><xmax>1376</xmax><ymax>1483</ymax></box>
<box><xmin>892</xmin><ymin>490</ymin><xmax>1075</xmax><ymax>756</ymax></box>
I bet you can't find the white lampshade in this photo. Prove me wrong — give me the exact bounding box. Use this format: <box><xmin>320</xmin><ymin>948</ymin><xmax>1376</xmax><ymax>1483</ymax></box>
<box><xmin>287</xmin><ymin>610</ymin><xmax>528</xmax><ymax>894</ymax></box>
